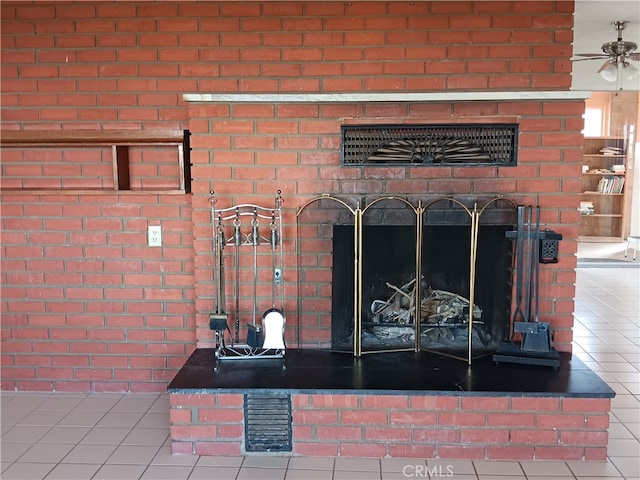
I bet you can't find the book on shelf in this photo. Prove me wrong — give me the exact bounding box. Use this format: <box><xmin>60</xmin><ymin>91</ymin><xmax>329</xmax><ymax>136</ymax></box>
<box><xmin>596</xmin><ymin>176</ymin><xmax>625</xmax><ymax>194</ymax></box>
<box><xmin>578</xmin><ymin>201</ymin><xmax>594</xmax><ymax>215</ymax></box>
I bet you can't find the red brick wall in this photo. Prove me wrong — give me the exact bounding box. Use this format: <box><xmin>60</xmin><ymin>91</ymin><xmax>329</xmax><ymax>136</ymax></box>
<box><xmin>1</xmin><ymin>1</ymin><xmax>582</xmax><ymax>391</ymax></box>
<box><xmin>0</xmin><ymin>193</ymin><xmax>195</xmax><ymax>392</ymax></box>
<box><xmin>169</xmin><ymin>392</ymin><xmax>610</xmax><ymax>460</ymax></box>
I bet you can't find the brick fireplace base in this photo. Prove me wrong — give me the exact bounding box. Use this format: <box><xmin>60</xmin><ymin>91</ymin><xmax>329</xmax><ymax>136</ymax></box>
<box><xmin>168</xmin><ymin>349</ymin><xmax>614</xmax><ymax>461</ymax></box>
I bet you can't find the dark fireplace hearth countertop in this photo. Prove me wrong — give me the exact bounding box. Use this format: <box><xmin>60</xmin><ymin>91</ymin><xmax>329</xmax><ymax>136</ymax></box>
<box><xmin>167</xmin><ymin>348</ymin><xmax>614</xmax><ymax>399</ymax></box>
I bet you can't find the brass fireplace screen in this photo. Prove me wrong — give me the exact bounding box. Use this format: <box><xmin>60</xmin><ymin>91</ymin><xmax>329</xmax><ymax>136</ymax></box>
<box><xmin>296</xmin><ymin>195</ymin><xmax>518</xmax><ymax>365</ymax></box>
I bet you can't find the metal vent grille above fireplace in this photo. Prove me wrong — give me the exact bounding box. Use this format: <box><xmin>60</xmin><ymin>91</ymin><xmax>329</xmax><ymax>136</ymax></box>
<box><xmin>341</xmin><ymin>124</ymin><xmax>518</xmax><ymax>166</ymax></box>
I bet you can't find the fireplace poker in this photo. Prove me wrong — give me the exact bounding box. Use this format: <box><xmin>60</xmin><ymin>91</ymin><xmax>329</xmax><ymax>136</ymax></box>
<box><xmin>251</xmin><ymin>210</ymin><xmax>259</xmax><ymax>327</ymax></box>
<box><xmin>511</xmin><ymin>205</ymin><xmax>526</xmax><ymax>331</ymax></box>
<box><xmin>234</xmin><ymin>210</ymin><xmax>241</xmax><ymax>343</ymax></box>
<box><xmin>533</xmin><ymin>206</ymin><xmax>541</xmax><ymax>323</ymax></box>
<box><xmin>524</xmin><ymin>205</ymin><xmax>533</xmax><ymax>323</ymax></box>
<box><xmin>209</xmin><ymin>192</ymin><xmax>230</xmax><ymax>348</ymax></box>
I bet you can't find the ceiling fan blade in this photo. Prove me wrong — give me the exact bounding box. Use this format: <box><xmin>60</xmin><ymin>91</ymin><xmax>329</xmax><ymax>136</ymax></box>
<box><xmin>627</xmin><ymin>52</ymin><xmax>640</xmax><ymax>61</ymax></box>
<box><xmin>571</xmin><ymin>56</ymin><xmax>608</xmax><ymax>62</ymax></box>
<box><xmin>573</xmin><ymin>53</ymin><xmax>608</xmax><ymax>58</ymax></box>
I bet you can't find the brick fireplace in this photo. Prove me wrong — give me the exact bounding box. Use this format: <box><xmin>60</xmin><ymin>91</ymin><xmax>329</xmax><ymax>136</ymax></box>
<box><xmin>167</xmin><ymin>92</ymin><xmax>614</xmax><ymax>461</ymax></box>
<box><xmin>0</xmin><ymin>0</ymin><xmax>616</xmax><ymax>462</ymax></box>
<box><xmin>187</xmin><ymin>93</ymin><xmax>587</xmax><ymax>354</ymax></box>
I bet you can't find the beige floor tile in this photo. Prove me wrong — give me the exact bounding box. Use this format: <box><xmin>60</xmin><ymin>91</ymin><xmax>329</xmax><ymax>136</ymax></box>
<box><xmin>237</xmin><ymin>466</ymin><xmax>287</xmax><ymax>480</ymax></box>
<box><xmin>151</xmin><ymin>445</ymin><xmax>199</xmax><ymax>466</ymax></box>
<box><xmin>38</xmin><ymin>426</ymin><xmax>91</xmax><ymax>444</ymax></box>
<box><xmin>92</xmin><ymin>463</ymin><xmax>146</xmax><ymax>480</ymax></box>
<box><xmin>381</xmin><ymin>472</ymin><xmax>419</xmax><ymax>480</ymax></box>
<box><xmin>478</xmin><ymin>476</ymin><xmax>526</xmax><ymax>480</ymax></box>
<box><xmin>608</xmin><ymin>422</ymin><xmax>637</xmax><ymax>439</ymax></box>
<box><xmin>0</xmin><ymin>461</ymin><xmax>56</xmax><ymax>480</ymax></box>
<box><xmin>427</xmin><ymin>459</ymin><xmax>476</xmax><ymax>475</ymax></box>
<box><xmin>242</xmin><ymin>456</ymin><xmax>290</xmax><ymax>469</ymax></box>
<box><xmin>79</xmin><ymin>426</ymin><xmax>131</xmax><ymax>445</ymax></box>
<box><xmin>436</xmin><ymin>475</ymin><xmax>478</xmax><ymax>480</ymax></box>
<box><xmin>1</xmin><ymin>410</ymin><xmax>28</xmax><ymax>427</ymax></box>
<box><xmin>111</xmin><ymin>395</ymin><xmax>159</xmax><ymax>413</ymax></box>
<box><xmin>519</xmin><ymin>460</ymin><xmax>574</xmax><ymax>476</ymax></box>
<box><xmin>1</xmin><ymin>425</ymin><xmax>51</xmax><ymax>444</ymax></box>
<box><xmin>473</xmin><ymin>460</ymin><xmax>523</xmax><ymax>476</ymax></box>
<box><xmin>609</xmin><ymin>455</ymin><xmax>640</xmax><ymax>478</ymax></box>
<box><xmin>105</xmin><ymin>445</ymin><xmax>161</xmax><ymax>465</ymax></box>
<box><xmin>43</xmin><ymin>462</ymin><xmax>101</xmax><ymax>480</ymax></box>
<box><xmin>567</xmin><ymin>459</ymin><xmax>625</xmax><ymax>477</ymax></box>
<box><xmin>612</xmin><ymin>408</ymin><xmax>640</xmax><ymax>424</ymax></box>
<box><xmin>148</xmin><ymin>395</ymin><xmax>170</xmax><ymax>413</ymax></box>
<box><xmin>136</xmin><ymin>412</ymin><xmax>169</xmax><ymax>429</ymax></box>
<box><xmin>625</xmin><ymin>422</ymin><xmax>640</xmax><ymax>439</ymax></box>
<box><xmin>61</xmin><ymin>444</ymin><xmax>117</xmax><ymax>464</ymax></box>
<box><xmin>0</xmin><ymin>443</ymin><xmax>32</xmax><ymax>463</ymax></box>
<box><xmin>140</xmin><ymin>464</ymin><xmax>194</xmax><ymax>479</ymax></box>
<box><xmin>38</xmin><ymin>395</ymin><xmax>85</xmax><ymax>412</ymax></box>
<box><xmin>2</xmin><ymin>394</ymin><xmax>50</xmax><ymax>411</ymax></box>
<box><xmin>287</xmin><ymin>456</ymin><xmax>335</xmax><ymax>470</ymax></box>
<box><xmin>96</xmin><ymin>411</ymin><xmax>144</xmax><ymax>428</ymax></box>
<box><xmin>195</xmin><ymin>455</ymin><xmax>245</xmax><ymax>467</ymax></box>
<box><xmin>574</xmin><ymin>477</ymin><xmax>625</xmax><ymax>480</ymax></box>
<box><xmin>381</xmin><ymin>457</ymin><xmax>425</xmax><ymax>472</ymax></box>
<box><xmin>285</xmin><ymin>468</ymin><xmax>333</xmax><ymax>480</ymax></box>
<box><xmin>123</xmin><ymin>427</ymin><xmax>169</xmax><ymax>446</ymax></box>
<box><xmin>17</xmin><ymin>410</ymin><xmax>67</xmax><ymax>427</ymax></box>
<box><xmin>607</xmin><ymin>438</ymin><xmax>640</xmax><ymax>456</ymax></box>
<box><xmin>520</xmin><ymin>477</ymin><xmax>575</xmax><ymax>480</ymax></box>
<box><xmin>17</xmin><ymin>443</ymin><xmax>75</xmax><ymax>464</ymax></box>
<box><xmin>333</xmin><ymin>470</ymin><xmax>383</xmax><ymax>480</ymax></box>
<box><xmin>57</xmin><ymin>410</ymin><xmax>105</xmax><ymax>427</ymax></box>
<box><xmin>188</xmin><ymin>465</ymin><xmax>240</xmax><ymax>480</ymax></box>
<box><xmin>73</xmin><ymin>396</ymin><xmax>121</xmax><ymax>412</ymax></box>
<box><xmin>334</xmin><ymin>457</ymin><xmax>381</xmax><ymax>472</ymax></box>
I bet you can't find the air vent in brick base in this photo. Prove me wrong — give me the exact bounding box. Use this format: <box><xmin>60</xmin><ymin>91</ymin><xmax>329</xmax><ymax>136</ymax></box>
<box><xmin>244</xmin><ymin>393</ymin><xmax>292</xmax><ymax>453</ymax></box>
<box><xmin>341</xmin><ymin>123</ymin><xmax>518</xmax><ymax>166</ymax></box>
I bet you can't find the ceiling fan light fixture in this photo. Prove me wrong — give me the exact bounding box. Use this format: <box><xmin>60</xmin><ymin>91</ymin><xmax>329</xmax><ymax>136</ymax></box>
<box><xmin>622</xmin><ymin>61</ymin><xmax>639</xmax><ymax>81</ymax></box>
<box><xmin>598</xmin><ymin>60</ymin><xmax>618</xmax><ymax>82</ymax></box>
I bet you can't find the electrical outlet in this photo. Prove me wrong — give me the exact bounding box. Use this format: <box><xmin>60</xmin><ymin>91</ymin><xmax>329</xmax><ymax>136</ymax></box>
<box><xmin>148</xmin><ymin>225</ymin><xmax>162</xmax><ymax>247</ymax></box>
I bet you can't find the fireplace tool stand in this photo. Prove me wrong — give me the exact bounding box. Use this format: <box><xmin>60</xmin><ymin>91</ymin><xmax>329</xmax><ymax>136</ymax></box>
<box><xmin>209</xmin><ymin>191</ymin><xmax>285</xmax><ymax>367</ymax></box>
<box><xmin>493</xmin><ymin>205</ymin><xmax>561</xmax><ymax>368</ymax></box>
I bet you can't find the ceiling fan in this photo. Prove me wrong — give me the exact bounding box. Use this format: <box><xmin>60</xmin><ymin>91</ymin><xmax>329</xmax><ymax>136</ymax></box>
<box><xmin>572</xmin><ymin>20</ymin><xmax>640</xmax><ymax>87</ymax></box>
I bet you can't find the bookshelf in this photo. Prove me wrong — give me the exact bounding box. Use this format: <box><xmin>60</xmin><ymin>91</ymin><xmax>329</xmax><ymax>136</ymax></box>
<box><xmin>579</xmin><ymin>137</ymin><xmax>628</xmax><ymax>241</ymax></box>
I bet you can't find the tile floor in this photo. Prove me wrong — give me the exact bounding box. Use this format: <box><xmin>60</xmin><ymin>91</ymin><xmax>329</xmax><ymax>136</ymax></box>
<box><xmin>1</xmin><ymin>267</ymin><xmax>638</xmax><ymax>480</ymax></box>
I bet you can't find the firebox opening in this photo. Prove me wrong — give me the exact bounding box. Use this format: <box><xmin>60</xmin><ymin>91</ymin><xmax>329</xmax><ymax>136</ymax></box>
<box><xmin>332</xmin><ymin>225</ymin><xmax>513</xmax><ymax>355</ymax></box>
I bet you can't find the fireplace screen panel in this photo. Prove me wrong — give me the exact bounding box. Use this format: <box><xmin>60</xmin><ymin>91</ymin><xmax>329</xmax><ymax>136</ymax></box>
<box><xmin>296</xmin><ymin>195</ymin><xmax>517</xmax><ymax>363</ymax></box>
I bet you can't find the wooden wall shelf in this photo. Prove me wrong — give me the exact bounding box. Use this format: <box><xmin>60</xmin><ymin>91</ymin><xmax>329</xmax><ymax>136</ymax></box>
<box><xmin>0</xmin><ymin>129</ymin><xmax>191</xmax><ymax>193</ymax></box>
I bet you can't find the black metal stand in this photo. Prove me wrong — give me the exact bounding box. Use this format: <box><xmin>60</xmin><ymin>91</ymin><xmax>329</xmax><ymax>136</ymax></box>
<box><xmin>493</xmin><ymin>205</ymin><xmax>561</xmax><ymax>369</ymax></box>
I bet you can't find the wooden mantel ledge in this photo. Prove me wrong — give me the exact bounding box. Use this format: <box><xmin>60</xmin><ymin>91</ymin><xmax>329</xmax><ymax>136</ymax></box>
<box><xmin>0</xmin><ymin>129</ymin><xmax>185</xmax><ymax>147</ymax></box>
<box><xmin>183</xmin><ymin>91</ymin><xmax>592</xmax><ymax>104</ymax></box>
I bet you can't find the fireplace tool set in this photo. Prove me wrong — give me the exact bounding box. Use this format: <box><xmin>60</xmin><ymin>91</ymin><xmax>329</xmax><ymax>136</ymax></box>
<box><xmin>493</xmin><ymin>205</ymin><xmax>562</xmax><ymax>368</ymax></box>
<box><xmin>209</xmin><ymin>191</ymin><xmax>286</xmax><ymax>365</ymax></box>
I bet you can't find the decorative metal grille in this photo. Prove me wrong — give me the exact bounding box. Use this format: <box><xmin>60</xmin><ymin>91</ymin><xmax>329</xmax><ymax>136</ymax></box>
<box><xmin>341</xmin><ymin>124</ymin><xmax>518</xmax><ymax>166</ymax></box>
<box><xmin>244</xmin><ymin>393</ymin><xmax>292</xmax><ymax>453</ymax></box>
